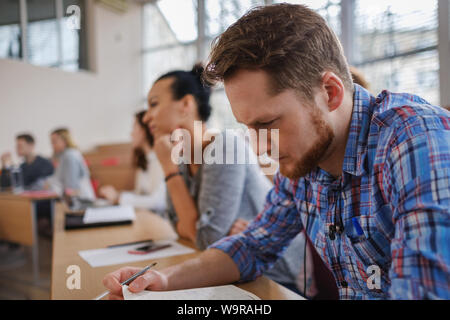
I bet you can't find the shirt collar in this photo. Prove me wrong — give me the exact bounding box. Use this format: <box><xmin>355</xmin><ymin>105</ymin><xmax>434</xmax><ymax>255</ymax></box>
<box><xmin>342</xmin><ymin>84</ymin><xmax>377</xmax><ymax>177</ymax></box>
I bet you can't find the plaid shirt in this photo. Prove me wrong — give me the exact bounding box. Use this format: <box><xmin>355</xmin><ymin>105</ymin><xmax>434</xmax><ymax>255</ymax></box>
<box><xmin>210</xmin><ymin>84</ymin><xmax>450</xmax><ymax>300</ymax></box>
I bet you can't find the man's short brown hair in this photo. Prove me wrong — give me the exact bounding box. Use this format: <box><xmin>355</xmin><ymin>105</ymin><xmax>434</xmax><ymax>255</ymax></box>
<box><xmin>204</xmin><ymin>3</ymin><xmax>353</xmax><ymax>99</ymax></box>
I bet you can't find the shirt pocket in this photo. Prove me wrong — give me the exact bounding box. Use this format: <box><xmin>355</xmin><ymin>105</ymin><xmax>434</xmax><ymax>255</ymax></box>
<box><xmin>343</xmin><ymin>228</ymin><xmax>391</xmax><ymax>299</ymax></box>
<box><xmin>347</xmin><ymin>223</ymin><xmax>392</xmax><ymax>273</ymax></box>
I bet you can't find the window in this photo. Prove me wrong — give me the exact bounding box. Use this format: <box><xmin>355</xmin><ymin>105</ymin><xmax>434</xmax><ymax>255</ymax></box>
<box><xmin>142</xmin><ymin>2</ymin><xmax>197</xmax><ymax>97</ymax></box>
<box><xmin>206</xmin><ymin>0</ymin><xmax>264</xmax><ymax>38</ymax></box>
<box><xmin>274</xmin><ymin>0</ymin><xmax>341</xmax><ymax>36</ymax></box>
<box><xmin>205</xmin><ymin>0</ymin><xmax>265</xmax><ymax>130</ymax></box>
<box><xmin>156</xmin><ymin>0</ymin><xmax>197</xmax><ymax>42</ymax></box>
<box><xmin>0</xmin><ymin>0</ymin><xmax>22</xmax><ymax>60</ymax></box>
<box><xmin>27</xmin><ymin>0</ymin><xmax>59</xmax><ymax>68</ymax></box>
<box><xmin>353</xmin><ymin>0</ymin><xmax>440</xmax><ymax>105</ymax></box>
<box><xmin>0</xmin><ymin>0</ymin><xmax>88</xmax><ymax>72</ymax></box>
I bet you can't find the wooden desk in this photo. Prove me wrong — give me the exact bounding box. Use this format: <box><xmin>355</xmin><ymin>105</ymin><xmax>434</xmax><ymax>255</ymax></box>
<box><xmin>0</xmin><ymin>191</ymin><xmax>58</xmax><ymax>283</ymax></box>
<box><xmin>51</xmin><ymin>203</ymin><xmax>304</xmax><ymax>300</ymax></box>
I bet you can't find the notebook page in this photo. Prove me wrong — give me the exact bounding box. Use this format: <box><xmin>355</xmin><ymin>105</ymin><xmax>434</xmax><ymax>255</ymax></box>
<box><xmin>83</xmin><ymin>205</ymin><xmax>136</xmax><ymax>224</ymax></box>
<box><xmin>78</xmin><ymin>240</ymin><xmax>192</xmax><ymax>268</ymax></box>
<box><xmin>122</xmin><ymin>285</ymin><xmax>260</xmax><ymax>300</ymax></box>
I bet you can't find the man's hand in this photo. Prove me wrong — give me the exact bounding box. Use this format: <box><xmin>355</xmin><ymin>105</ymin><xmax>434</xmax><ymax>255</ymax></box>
<box><xmin>1</xmin><ymin>152</ymin><xmax>12</xmax><ymax>168</ymax></box>
<box><xmin>103</xmin><ymin>250</ymin><xmax>241</xmax><ymax>299</ymax></box>
<box><xmin>102</xmin><ymin>266</ymin><xmax>168</xmax><ymax>300</ymax></box>
<box><xmin>228</xmin><ymin>218</ymin><xmax>250</xmax><ymax>236</ymax></box>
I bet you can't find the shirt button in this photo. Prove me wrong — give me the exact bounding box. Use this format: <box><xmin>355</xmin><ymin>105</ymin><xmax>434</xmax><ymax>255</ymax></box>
<box><xmin>341</xmin><ymin>281</ymin><xmax>348</xmax><ymax>288</ymax></box>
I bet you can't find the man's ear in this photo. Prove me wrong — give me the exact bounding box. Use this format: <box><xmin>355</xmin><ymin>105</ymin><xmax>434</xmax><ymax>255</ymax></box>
<box><xmin>321</xmin><ymin>72</ymin><xmax>345</xmax><ymax>112</ymax></box>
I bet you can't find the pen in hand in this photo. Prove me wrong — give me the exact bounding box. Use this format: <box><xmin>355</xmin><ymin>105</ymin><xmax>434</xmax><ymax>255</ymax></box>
<box><xmin>94</xmin><ymin>262</ymin><xmax>157</xmax><ymax>300</ymax></box>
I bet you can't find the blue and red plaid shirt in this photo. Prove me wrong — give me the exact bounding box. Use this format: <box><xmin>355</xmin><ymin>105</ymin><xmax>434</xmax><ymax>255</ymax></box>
<box><xmin>210</xmin><ymin>84</ymin><xmax>450</xmax><ymax>300</ymax></box>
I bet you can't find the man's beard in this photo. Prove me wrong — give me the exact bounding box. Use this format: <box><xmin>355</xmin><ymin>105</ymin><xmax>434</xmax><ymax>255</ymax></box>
<box><xmin>280</xmin><ymin>107</ymin><xmax>335</xmax><ymax>179</ymax></box>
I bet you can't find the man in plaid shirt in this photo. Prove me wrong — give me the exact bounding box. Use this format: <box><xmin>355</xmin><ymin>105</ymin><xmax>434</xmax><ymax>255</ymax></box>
<box><xmin>103</xmin><ymin>4</ymin><xmax>449</xmax><ymax>299</ymax></box>
<box><xmin>210</xmin><ymin>83</ymin><xmax>450</xmax><ymax>299</ymax></box>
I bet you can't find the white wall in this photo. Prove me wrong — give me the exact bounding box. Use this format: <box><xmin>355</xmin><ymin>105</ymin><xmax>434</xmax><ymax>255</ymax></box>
<box><xmin>0</xmin><ymin>1</ymin><xmax>144</xmax><ymax>162</ymax></box>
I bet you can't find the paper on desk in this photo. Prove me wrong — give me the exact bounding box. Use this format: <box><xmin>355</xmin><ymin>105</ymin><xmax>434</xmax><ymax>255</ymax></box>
<box><xmin>83</xmin><ymin>205</ymin><xmax>136</xmax><ymax>224</ymax></box>
<box><xmin>122</xmin><ymin>284</ymin><xmax>261</xmax><ymax>300</ymax></box>
<box><xmin>78</xmin><ymin>240</ymin><xmax>195</xmax><ymax>267</ymax></box>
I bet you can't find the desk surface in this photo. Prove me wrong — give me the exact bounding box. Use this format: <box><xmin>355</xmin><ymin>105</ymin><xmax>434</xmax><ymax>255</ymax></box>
<box><xmin>51</xmin><ymin>203</ymin><xmax>304</xmax><ymax>300</ymax></box>
<box><xmin>0</xmin><ymin>191</ymin><xmax>57</xmax><ymax>246</ymax></box>
<box><xmin>0</xmin><ymin>191</ymin><xmax>59</xmax><ymax>201</ymax></box>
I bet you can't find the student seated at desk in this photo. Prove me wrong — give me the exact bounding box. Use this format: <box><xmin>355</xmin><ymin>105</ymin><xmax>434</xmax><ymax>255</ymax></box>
<box><xmin>0</xmin><ymin>133</ymin><xmax>54</xmax><ymax>190</ymax></box>
<box><xmin>98</xmin><ymin>111</ymin><xmax>166</xmax><ymax>212</ymax></box>
<box><xmin>45</xmin><ymin>128</ymin><xmax>95</xmax><ymax>201</ymax></box>
<box><xmin>104</xmin><ymin>4</ymin><xmax>450</xmax><ymax>300</ymax></box>
<box><xmin>140</xmin><ymin>64</ymin><xmax>306</xmax><ymax>292</ymax></box>
<box><xmin>0</xmin><ymin>133</ymin><xmax>54</xmax><ymax>268</ymax></box>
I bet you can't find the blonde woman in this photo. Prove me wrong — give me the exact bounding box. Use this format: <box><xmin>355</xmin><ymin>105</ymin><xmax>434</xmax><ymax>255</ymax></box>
<box><xmin>46</xmin><ymin>128</ymin><xmax>95</xmax><ymax>200</ymax></box>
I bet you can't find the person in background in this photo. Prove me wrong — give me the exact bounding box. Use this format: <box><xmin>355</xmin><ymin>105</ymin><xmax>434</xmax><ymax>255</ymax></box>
<box><xmin>349</xmin><ymin>66</ymin><xmax>370</xmax><ymax>90</ymax></box>
<box><xmin>45</xmin><ymin>128</ymin><xmax>95</xmax><ymax>201</ymax></box>
<box><xmin>141</xmin><ymin>64</ymin><xmax>305</xmax><ymax>293</ymax></box>
<box><xmin>98</xmin><ymin>111</ymin><xmax>166</xmax><ymax>212</ymax></box>
<box><xmin>0</xmin><ymin>133</ymin><xmax>53</xmax><ymax>190</ymax></box>
<box><xmin>0</xmin><ymin>133</ymin><xmax>54</xmax><ymax>267</ymax></box>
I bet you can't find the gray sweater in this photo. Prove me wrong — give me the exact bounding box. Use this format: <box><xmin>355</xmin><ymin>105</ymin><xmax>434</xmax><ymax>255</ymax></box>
<box><xmin>163</xmin><ymin>131</ymin><xmax>305</xmax><ymax>286</ymax></box>
<box><xmin>48</xmin><ymin>148</ymin><xmax>95</xmax><ymax>200</ymax></box>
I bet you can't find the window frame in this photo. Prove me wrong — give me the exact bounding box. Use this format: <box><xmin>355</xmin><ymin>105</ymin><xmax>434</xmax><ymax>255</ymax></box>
<box><xmin>9</xmin><ymin>0</ymin><xmax>88</xmax><ymax>71</ymax></box>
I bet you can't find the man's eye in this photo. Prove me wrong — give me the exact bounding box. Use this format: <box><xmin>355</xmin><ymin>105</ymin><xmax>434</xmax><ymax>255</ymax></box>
<box><xmin>149</xmin><ymin>102</ymin><xmax>158</xmax><ymax>108</ymax></box>
<box><xmin>260</xmin><ymin>119</ymin><xmax>276</xmax><ymax>126</ymax></box>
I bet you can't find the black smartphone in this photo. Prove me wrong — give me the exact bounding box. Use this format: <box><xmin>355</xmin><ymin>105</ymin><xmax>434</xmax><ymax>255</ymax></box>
<box><xmin>128</xmin><ymin>243</ymin><xmax>172</xmax><ymax>255</ymax></box>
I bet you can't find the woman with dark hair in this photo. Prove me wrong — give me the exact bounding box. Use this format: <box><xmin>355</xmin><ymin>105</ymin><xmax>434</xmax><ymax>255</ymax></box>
<box><xmin>140</xmin><ymin>63</ymin><xmax>305</xmax><ymax>291</ymax></box>
<box><xmin>98</xmin><ymin>111</ymin><xmax>166</xmax><ymax>212</ymax></box>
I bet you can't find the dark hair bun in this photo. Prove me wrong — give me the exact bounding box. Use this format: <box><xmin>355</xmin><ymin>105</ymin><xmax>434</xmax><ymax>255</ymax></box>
<box><xmin>191</xmin><ymin>63</ymin><xmax>204</xmax><ymax>77</ymax></box>
<box><xmin>156</xmin><ymin>63</ymin><xmax>213</xmax><ymax>122</ymax></box>
<box><xmin>192</xmin><ymin>62</ymin><xmax>215</xmax><ymax>87</ymax></box>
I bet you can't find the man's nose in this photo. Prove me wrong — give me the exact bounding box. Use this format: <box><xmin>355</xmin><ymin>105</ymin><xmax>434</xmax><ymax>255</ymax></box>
<box><xmin>255</xmin><ymin>132</ymin><xmax>271</xmax><ymax>156</ymax></box>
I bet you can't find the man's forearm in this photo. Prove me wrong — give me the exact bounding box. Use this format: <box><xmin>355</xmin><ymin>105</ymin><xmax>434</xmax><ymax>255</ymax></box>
<box><xmin>161</xmin><ymin>248</ymin><xmax>241</xmax><ymax>290</ymax></box>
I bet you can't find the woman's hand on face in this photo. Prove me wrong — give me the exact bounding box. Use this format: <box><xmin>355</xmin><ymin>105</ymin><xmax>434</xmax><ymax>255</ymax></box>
<box><xmin>228</xmin><ymin>218</ymin><xmax>250</xmax><ymax>236</ymax></box>
<box><xmin>98</xmin><ymin>185</ymin><xmax>119</xmax><ymax>204</ymax></box>
<box><xmin>153</xmin><ymin>134</ymin><xmax>179</xmax><ymax>175</ymax></box>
